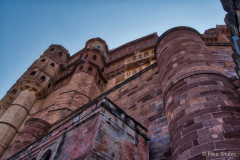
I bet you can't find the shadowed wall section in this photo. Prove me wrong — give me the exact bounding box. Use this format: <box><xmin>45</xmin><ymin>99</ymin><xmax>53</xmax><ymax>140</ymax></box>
<box><xmin>155</xmin><ymin>27</ymin><xmax>240</xmax><ymax>160</ymax></box>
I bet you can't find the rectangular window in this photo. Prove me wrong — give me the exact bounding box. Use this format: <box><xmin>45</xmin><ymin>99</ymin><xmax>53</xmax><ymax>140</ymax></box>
<box><xmin>144</xmin><ymin>43</ymin><xmax>148</xmax><ymax>45</ymax></box>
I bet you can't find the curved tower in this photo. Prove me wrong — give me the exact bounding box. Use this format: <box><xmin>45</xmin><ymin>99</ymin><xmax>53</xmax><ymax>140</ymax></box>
<box><xmin>0</xmin><ymin>45</ymin><xmax>69</xmax><ymax>157</ymax></box>
<box><xmin>155</xmin><ymin>27</ymin><xmax>240</xmax><ymax>160</ymax></box>
<box><xmin>1</xmin><ymin>39</ymin><xmax>108</xmax><ymax>159</ymax></box>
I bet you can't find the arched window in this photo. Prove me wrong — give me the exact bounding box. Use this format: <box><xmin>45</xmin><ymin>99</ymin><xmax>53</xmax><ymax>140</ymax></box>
<box><xmin>144</xmin><ymin>52</ymin><xmax>149</xmax><ymax>57</ymax></box>
<box><xmin>98</xmin><ymin>79</ymin><xmax>101</xmax><ymax>85</ymax></box>
<box><xmin>30</xmin><ymin>71</ymin><xmax>36</xmax><ymax>75</ymax></box>
<box><xmin>132</xmin><ymin>56</ymin><xmax>136</xmax><ymax>61</ymax></box>
<box><xmin>40</xmin><ymin>76</ymin><xmax>46</xmax><ymax>82</ymax></box>
<box><xmin>50</xmin><ymin>63</ymin><xmax>55</xmax><ymax>67</ymax></box>
<box><xmin>41</xmin><ymin>59</ymin><xmax>46</xmax><ymax>62</ymax></box>
<box><xmin>92</xmin><ymin>55</ymin><xmax>97</xmax><ymax>60</ymax></box>
<box><xmin>88</xmin><ymin>67</ymin><xmax>92</xmax><ymax>72</ymax></box>
<box><xmin>84</xmin><ymin>54</ymin><xmax>88</xmax><ymax>59</ymax></box>
<box><xmin>138</xmin><ymin>54</ymin><xmax>142</xmax><ymax>59</ymax></box>
<box><xmin>11</xmin><ymin>89</ymin><xmax>17</xmax><ymax>95</ymax></box>
<box><xmin>40</xmin><ymin>150</ymin><xmax>52</xmax><ymax>160</ymax></box>
<box><xmin>50</xmin><ymin>48</ymin><xmax>54</xmax><ymax>51</ymax></box>
<box><xmin>102</xmin><ymin>67</ymin><xmax>104</xmax><ymax>72</ymax></box>
<box><xmin>59</xmin><ymin>52</ymin><xmax>62</xmax><ymax>57</ymax></box>
<box><xmin>79</xmin><ymin>66</ymin><xmax>83</xmax><ymax>70</ymax></box>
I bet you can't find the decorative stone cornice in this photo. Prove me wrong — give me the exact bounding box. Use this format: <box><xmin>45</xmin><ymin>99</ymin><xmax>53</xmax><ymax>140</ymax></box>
<box><xmin>19</xmin><ymin>78</ymin><xmax>48</xmax><ymax>99</ymax></box>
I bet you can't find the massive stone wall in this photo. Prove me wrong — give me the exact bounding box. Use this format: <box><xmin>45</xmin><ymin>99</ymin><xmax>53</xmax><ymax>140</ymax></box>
<box><xmin>106</xmin><ymin>64</ymin><xmax>171</xmax><ymax>160</ymax></box>
<box><xmin>5</xmin><ymin>98</ymin><xmax>150</xmax><ymax>160</ymax></box>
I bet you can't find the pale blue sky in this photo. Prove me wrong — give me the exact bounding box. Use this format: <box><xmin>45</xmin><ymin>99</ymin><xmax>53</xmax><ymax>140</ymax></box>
<box><xmin>0</xmin><ymin>0</ymin><xmax>226</xmax><ymax>99</ymax></box>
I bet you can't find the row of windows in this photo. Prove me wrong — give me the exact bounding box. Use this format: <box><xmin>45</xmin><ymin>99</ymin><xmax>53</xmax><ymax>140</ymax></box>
<box><xmin>40</xmin><ymin>59</ymin><xmax>55</xmax><ymax>67</ymax></box>
<box><xmin>111</xmin><ymin>42</ymin><xmax>156</xmax><ymax>60</ymax></box>
<box><xmin>79</xmin><ymin>66</ymin><xmax>104</xmax><ymax>87</ymax></box>
<box><xmin>132</xmin><ymin>52</ymin><xmax>150</xmax><ymax>61</ymax></box>
<box><xmin>83</xmin><ymin>54</ymin><xmax>97</xmax><ymax>60</ymax></box>
<box><xmin>132</xmin><ymin>41</ymin><xmax>156</xmax><ymax>50</ymax></box>
<box><xmin>89</xmin><ymin>44</ymin><xmax>101</xmax><ymax>49</ymax></box>
<box><xmin>126</xmin><ymin>69</ymin><xmax>138</xmax><ymax>76</ymax></box>
<box><xmin>29</xmin><ymin>71</ymin><xmax>46</xmax><ymax>81</ymax></box>
<box><xmin>49</xmin><ymin>48</ymin><xmax>63</xmax><ymax>57</ymax></box>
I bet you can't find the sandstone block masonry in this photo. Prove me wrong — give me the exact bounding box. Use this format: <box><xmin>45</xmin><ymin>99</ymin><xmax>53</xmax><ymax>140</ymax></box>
<box><xmin>0</xmin><ymin>24</ymin><xmax>239</xmax><ymax>160</ymax></box>
<box><xmin>5</xmin><ymin>98</ymin><xmax>150</xmax><ymax>160</ymax></box>
<box><xmin>155</xmin><ymin>27</ymin><xmax>240</xmax><ymax>160</ymax></box>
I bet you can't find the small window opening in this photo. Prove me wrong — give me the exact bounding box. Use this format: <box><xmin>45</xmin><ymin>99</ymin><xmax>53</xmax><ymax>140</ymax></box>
<box><xmin>102</xmin><ymin>67</ymin><xmax>104</xmax><ymax>72</ymax></box>
<box><xmin>144</xmin><ymin>52</ymin><xmax>149</xmax><ymax>57</ymax></box>
<box><xmin>48</xmin><ymin>83</ymin><xmax>51</xmax><ymax>89</ymax></box>
<box><xmin>40</xmin><ymin>150</ymin><xmax>52</xmax><ymax>160</ymax></box>
<box><xmin>30</xmin><ymin>71</ymin><xmax>36</xmax><ymax>75</ymax></box>
<box><xmin>50</xmin><ymin>48</ymin><xmax>54</xmax><ymax>51</ymax></box>
<box><xmin>138</xmin><ymin>54</ymin><xmax>142</xmax><ymax>59</ymax></box>
<box><xmin>145</xmin><ymin>43</ymin><xmax>148</xmax><ymax>45</ymax></box>
<box><xmin>11</xmin><ymin>89</ymin><xmax>17</xmax><ymax>95</ymax></box>
<box><xmin>88</xmin><ymin>67</ymin><xmax>92</xmax><ymax>72</ymax></box>
<box><xmin>98</xmin><ymin>79</ymin><xmax>101</xmax><ymax>85</ymax></box>
<box><xmin>50</xmin><ymin>63</ymin><xmax>55</xmax><ymax>67</ymax></box>
<box><xmin>151</xmin><ymin>40</ymin><xmax>156</xmax><ymax>44</ymax></box>
<box><xmin>59</xmin><ymin>52</ymin><xmax>62</xmax><ymax>57</ymax></box>
<box><xmin>92</xmin><ymin>55</ymin><xmax>97</xmax><ymax>60</ymax></box>
<box><xmin>40</xmin><ymin>76</ymin><xmax>46</xmax><ymax>82</ymax></box>
<box><xmin>97</xmin><ymin>45</ymin><xmax>101</xmax><ymax>49</ymax></box>
<box><xmin>41</xmin><ymin>59</ymin><xmax>46</xmax><ymax>62</ymax></box>
<box><xmin>79</xmin><ymin>66</ymin><xmax>83</xmax><ymax>70</ymax></box>
<box><xmin>132</xmin><ymin>56</ymin><xmax>137</xmax><ymax>61</ymax></box>
<box><xmin>84</xmin><ymin>54</ymin><xmax>88</xmax><ymax>59</ymax></box>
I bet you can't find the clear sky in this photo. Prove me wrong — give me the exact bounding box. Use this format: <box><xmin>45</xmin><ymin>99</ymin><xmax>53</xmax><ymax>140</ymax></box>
<box><xmin>0</xmin><ymin>0</ymin><xmax>226</xmax><ymax>99</ymax></box>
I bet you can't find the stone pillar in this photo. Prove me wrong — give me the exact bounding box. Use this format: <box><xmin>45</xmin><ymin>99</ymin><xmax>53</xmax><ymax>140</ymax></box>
<box><xmin>2</xmin><ymin>118</ymin><xmax>51</xmax><ymax>160</ymax></box>
<box><xmin>155</xmin><ymin>27</ymin><xmax>240</xmax><ymax>159</ymax></box>
<box><xmin>0</xmin><ymin>90</ymin><xmax>36</xmax><ymax>158</ymax></box>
